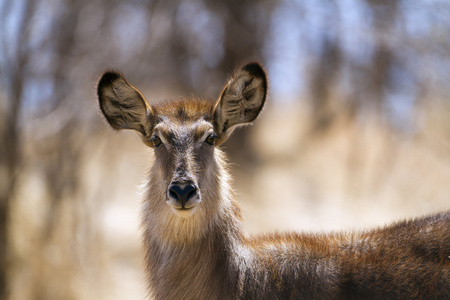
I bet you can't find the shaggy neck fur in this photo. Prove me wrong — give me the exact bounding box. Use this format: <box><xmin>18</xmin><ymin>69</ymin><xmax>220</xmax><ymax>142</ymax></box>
<box><xmin>141</xmin><ymin>149</ymin><xmax>244</xmax><ymax>299</ymax></box>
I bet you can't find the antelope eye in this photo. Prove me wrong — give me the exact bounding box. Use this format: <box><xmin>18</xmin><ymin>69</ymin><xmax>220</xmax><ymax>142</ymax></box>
<box><xmin>150</xmin><ymin>135</ymin><xmax>162</xmax><ymax>147</ymax></box>
<box><xmin>205</xmin><ymin>133</ymin><xmax>217</xmax><ymax>146</ymax></box>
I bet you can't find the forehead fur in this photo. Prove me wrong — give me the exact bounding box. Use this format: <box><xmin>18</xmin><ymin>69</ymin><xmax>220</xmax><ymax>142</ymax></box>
<box><xmin>152</xmin><ymin>98</ymin><xmax>215</xmax><ymax>124</ymax></box>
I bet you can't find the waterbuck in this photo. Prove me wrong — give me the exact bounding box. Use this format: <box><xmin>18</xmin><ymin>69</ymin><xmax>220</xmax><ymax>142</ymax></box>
<box><xmin>97</xmin><ymin>62</ymin><xmax>450</xmax><ymax>299</ymax></box>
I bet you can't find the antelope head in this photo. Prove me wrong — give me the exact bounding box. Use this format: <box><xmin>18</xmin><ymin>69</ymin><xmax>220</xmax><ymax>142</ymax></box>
<box><xmin>97</xmin><ymin>63</ymin><xmax>267</xmax><ymax>219</ymax></box>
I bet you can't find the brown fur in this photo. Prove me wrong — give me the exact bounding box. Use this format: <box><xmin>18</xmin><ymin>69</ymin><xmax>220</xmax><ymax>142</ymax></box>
<box><xmin>97</xmin><ymin>63</ymin><xmax>450</xmax><ymax>300</ymax></box>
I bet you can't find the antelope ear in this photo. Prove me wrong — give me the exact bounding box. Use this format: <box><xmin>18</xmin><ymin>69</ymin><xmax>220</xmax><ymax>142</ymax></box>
<box><xmin>213</xmin><ymin>62</ymin><xmax>267</xmax><ymax>144</ymax></box>
<box><xmin>97</xmin><ymin>71</ymin><xmax>153</xmax><ymax>137</ymax></box>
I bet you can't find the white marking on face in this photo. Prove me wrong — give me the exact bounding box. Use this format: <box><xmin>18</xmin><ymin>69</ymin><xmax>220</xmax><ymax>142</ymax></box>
<box><xmin>194</xmin><ymin>121</ymin><xmax>215</xmax><ymax>149</ymax></box>
<box><xmin>153</xmin><ymin>123</ymin><xmax>172</xmax><ymax>147</ymax></box>
<box><xmin>170</xmin><ymin>206</ymin><xmax>198</xmax><ymax>218</ymax></box>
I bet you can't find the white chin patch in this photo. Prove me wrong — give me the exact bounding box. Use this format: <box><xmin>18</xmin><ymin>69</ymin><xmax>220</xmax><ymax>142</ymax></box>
<box><xmin>170</xmin><ymin>206</ymin><xmax>198</xmax><ymax>218</ymax></box>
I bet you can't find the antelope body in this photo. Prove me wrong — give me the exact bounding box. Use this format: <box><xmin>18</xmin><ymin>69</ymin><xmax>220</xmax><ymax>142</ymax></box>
<box><xmin>97</xmin><ymin>63</ymin><xmax>450</xmax><ymax>299</ymax></box>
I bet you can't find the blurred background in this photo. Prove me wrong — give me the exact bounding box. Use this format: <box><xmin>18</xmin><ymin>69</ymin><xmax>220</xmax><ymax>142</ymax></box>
<box><xmin>1</xmin><ymin>0</ymin><xmax>450</xmax><ymax>299</ymax></box>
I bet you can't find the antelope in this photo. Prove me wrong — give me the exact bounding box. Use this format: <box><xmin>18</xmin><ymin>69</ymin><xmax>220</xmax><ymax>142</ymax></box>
<box><xmin>97</xmin><ymin>62</ymin><xmax>450</xmax><ymax>300</ymax></box>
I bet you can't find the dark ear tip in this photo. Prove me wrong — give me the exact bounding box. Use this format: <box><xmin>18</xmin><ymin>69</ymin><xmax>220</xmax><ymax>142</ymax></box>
<box><xmin>98</xmin><ymin>71</ymin><xmax>123</xmax><ymax>87</ymax></box>
<box><xmin>241</xmin><ymin>62</ymin><xmax>266</xmax><ymax>79</ymax></box>
<box><xmin>97</xmin><ymin>71</ymin><xmax>125</xmax><ymax>98</ymax></box>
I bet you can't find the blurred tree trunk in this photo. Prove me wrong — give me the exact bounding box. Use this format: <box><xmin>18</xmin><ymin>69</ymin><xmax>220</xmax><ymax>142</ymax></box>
<box><xmin>29</xmin><ymin>2</ymin><xmax>86</xmax><ymax>299</ymax></box>
<box><xmin>0</xmin><ymin>0</ymin><xmax>34</xmax><ymax>298</ymax></box>
<box><xmin>0</xmin><ymin>73</ymin><xmax>22</xmax><ymax>300</ymax></box>
<box><xmin>309</xmin><ymin>34</ymin><xmax>343</xmax><ymax>135</ymax></box>
<box><xmin>209</xmin><ymin>0</ymin><xmax>273</xmax><ymax>165</ymax></box>
<box><xmin>365</xmin><ymin>0</ymin><xmax>398</xmax><ymax>114</ymax></box>
<box><xmin>343</xmin><ymin>0</ymin><xmax>399</xmax><ymax>196</ymax></box>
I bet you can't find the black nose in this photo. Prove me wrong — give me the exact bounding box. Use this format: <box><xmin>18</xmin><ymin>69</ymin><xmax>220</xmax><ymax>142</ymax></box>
<box><xmin>168</xmin><ymin>183</ymin><xmax>198</xmax><ymax>207</ymax></box>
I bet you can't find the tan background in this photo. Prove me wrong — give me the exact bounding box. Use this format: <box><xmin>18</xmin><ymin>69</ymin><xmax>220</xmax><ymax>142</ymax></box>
<box><xmin>1</xmin><ymin>1</ymin><xmax>450</xmax><ymax>299</ymax></box>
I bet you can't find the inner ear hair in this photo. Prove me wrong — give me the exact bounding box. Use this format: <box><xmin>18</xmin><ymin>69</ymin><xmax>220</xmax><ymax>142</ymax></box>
<box><xmin>97</xmin><ymin>71</ymin><xmax>152</xmax><ymax>137</ymax></box>
<box><xmin>214</xmin><ymin>62</ymin><xmax>267</xmax><ymax>139</ymax></box>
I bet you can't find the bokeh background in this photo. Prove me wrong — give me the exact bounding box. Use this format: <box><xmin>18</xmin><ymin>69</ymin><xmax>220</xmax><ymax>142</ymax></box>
<box><xmin>1</xmin><ymin>0</ymin><xmax>450</xmax><ymax>299</ymax></box>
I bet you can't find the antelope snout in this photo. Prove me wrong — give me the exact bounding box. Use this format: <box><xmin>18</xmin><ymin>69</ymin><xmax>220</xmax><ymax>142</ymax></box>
<box><xmin>166</xmin><ymin>182</ymin><xmax>201</xmax><ymax>217</ymax></box>
<box><xmin>169</xmin><ymin>183</ymin><xmax>197</xmax><ymax>206</ymax></box>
